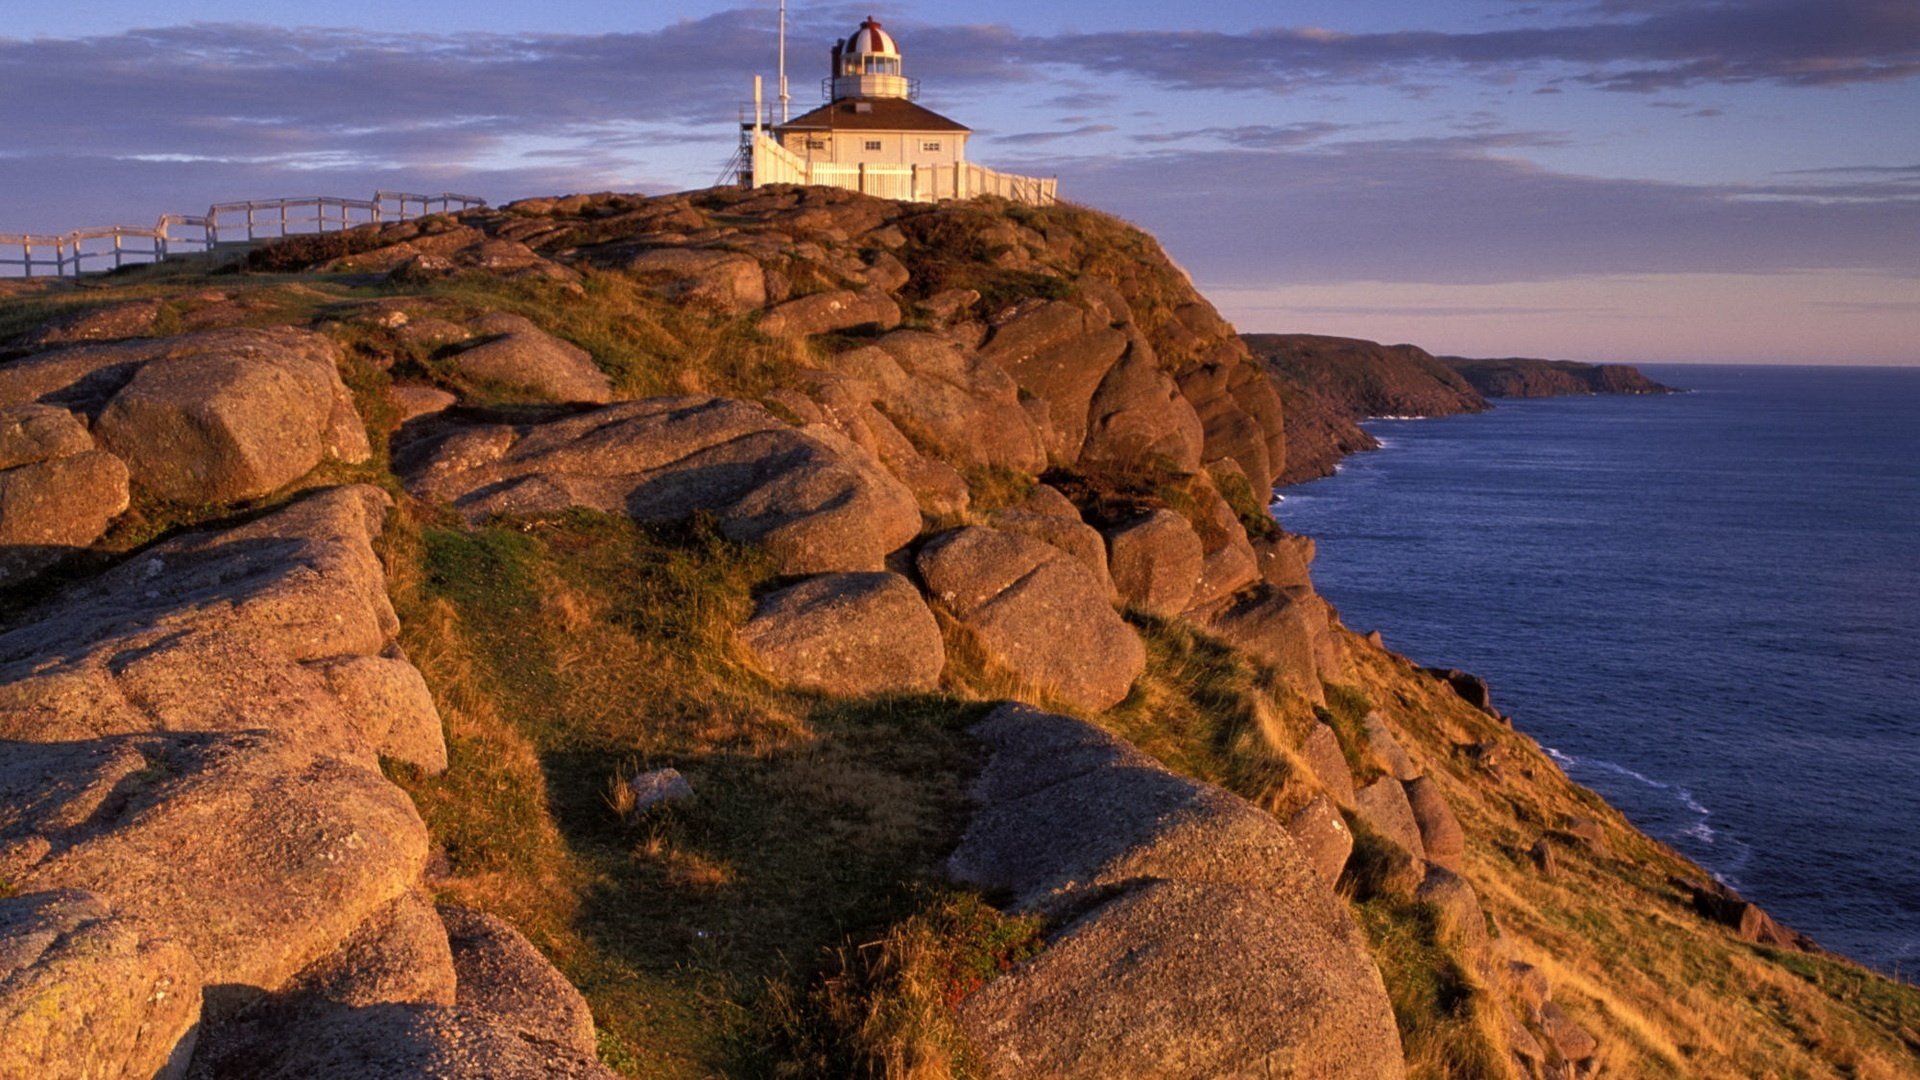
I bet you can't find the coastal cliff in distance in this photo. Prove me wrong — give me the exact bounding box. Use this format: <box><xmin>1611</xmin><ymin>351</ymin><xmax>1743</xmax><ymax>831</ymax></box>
<box><xmin>1246</xmin><ymin>333</ymin><xmax>1673</xmax><ymax>484</ymax></box>
<box><xmin>0</xmin><ymin>188</ymin><xmax>1909</xmax><ymax>1080</ymax></box>
<box><xmin>1443</xmin><ymin>355</ymin><xmax>1674</xmax><ymax>399</ymax></box>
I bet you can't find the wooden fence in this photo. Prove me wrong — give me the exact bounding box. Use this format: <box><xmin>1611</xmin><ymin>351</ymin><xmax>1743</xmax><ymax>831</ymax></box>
<box><xmin>748</xmin><ymin>136</ymin><xmax>1056</xmax><ymax>207</ymax></box>
<box><xmin>1</xmin><ymin>190</ymin><xmax>486</xmax><ymax>279</ymax></box>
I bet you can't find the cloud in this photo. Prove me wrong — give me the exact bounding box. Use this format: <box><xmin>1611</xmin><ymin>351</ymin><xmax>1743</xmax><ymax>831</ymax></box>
<box><xmin>1047</xmin><ymin>135</ymin><xmax>1920</xmax><ymax>287</ymax></box>
<box><xmin>992</xmin><ymin>123</ymin><xmax>1117</xmax><ymax>146</ymax></box>
<box><xmin>907</xmin><ymin>0</ymin><xmax>1920</xmax><ymax>94</ymax></box>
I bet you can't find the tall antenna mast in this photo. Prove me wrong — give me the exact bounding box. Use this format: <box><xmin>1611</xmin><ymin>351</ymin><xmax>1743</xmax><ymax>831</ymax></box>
<box><xmin>777</xmin><ymin>0</ymin><xmax>791</xmax><ymax>123</ymax></box>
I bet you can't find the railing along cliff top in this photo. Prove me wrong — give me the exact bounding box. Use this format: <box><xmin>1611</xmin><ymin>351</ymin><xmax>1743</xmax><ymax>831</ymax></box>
<box><xmin>1</xmin><ymin>190</ymin><xmax>487</xmax><ymax>279</ymax></box>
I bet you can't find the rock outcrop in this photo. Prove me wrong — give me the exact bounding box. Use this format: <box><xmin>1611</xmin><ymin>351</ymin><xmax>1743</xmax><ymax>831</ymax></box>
<box><xmin>0</xmin><ymin>328</ymin><xmax>369</xmax><ymax>504</ymax></box>
<box><xmin>740</xmin><ymin>572</ymin><xmax>945</xmax><ymax>696</ymax></box>
<box><xmin>441</xmin><ymin>313</ymin><xmax>613</xmax><ymax>404</ymax></box>
<box><xmin>0</xmin><ymin>404</ymin><xmax>129</xmax><ymax>583</ymax></box>
<box><xmin>398</xmin><ymin>397</ymin><xmax>922</xmax><ymax>575</ymax></box>
<box><xmin>0</xmin><ymin>487</ymin><xmax>596</xmax><ymax>1078</ymax></box>
<box><xmin>917</xmin><ymin>527</ymin><xmax>1145</xmax><ymax>713</ymax></box>
<box><xmin>949</xmin><ymin>705</ymin><xmax>1404</xmax><ymax>1079</ymax></box>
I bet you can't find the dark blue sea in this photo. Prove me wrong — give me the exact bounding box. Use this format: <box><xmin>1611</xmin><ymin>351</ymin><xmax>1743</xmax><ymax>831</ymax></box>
<box><xmin>1275</xmin><ymin>365</ymin><xmax>1920</xmax><ymax>975</ymax></box>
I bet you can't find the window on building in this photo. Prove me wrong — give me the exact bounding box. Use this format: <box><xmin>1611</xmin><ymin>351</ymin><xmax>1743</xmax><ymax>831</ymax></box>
<box><xmin>922</xmin><ymin>141</ymin><xmax>942</xmax><ymax>152</ymax></box>
<box><xmin>807</xmin><ymin>139</ymin><xmax>827</xmax><ymax>150</ymax></box>
<box><xmin>864</xmin><ymin>140</ymin><xmax>883</xmax><ymax>151</ymax></box>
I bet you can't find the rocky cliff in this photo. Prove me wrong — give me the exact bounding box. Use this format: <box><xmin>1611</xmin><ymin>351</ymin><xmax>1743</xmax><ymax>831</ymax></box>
<box><xmin>0</xmin><ymin>187</ymin><xmax>1911</xmax><ymax>1080</ymax></box>
<box><xmin>1441</xmin><ymin>356</ymin><xmax>1673</xmax><ymax>398</ymax></box>
<box><xmin>1246</xmin><ymin>334</ymin><xmax>1672</xmax><ymax>485</ymax></box>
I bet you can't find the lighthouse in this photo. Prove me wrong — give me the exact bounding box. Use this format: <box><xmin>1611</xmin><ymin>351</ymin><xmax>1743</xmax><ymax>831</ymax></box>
<box><xmin>742</xmin><ymin>16</ymin><xmax>1055</xmax><ymax>205</ymax></box>
<box><xmin>770</xmin><ymin>17</ymin><xmax>971</xmax><ymax>170</ymax></box>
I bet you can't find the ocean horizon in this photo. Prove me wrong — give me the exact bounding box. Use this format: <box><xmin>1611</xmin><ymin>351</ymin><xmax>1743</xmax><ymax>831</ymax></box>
<box><xmin>1276</xmin><ymin>362</ymin><xmax>1920</xmax><ymax>976</ymax></box>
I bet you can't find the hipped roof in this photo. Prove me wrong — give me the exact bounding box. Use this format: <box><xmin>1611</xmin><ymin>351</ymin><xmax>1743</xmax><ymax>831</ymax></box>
<box><xmin>775</xmin><ymin>97</ymin><xmax>970</xmax><ymax>134</ymax></box>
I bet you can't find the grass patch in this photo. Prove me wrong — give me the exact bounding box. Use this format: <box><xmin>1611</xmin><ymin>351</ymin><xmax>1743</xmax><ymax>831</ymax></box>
<box><xmin>386</xmin><ymin>508</ymin><xmax>990</xmax><ymax>1076</ymax></box>
<box><xmin>1103</xmin><ymin>616</ymin><xmax>1312</xmax><ymax>812</ymax></box>
<box><xmin>1354</xmin><ymin>899</ymin><xmax>1511</xmax><ymax>1080</ymax></box>
<box><xmin>758</xmin><ymin>888</ymin><xmax>1043</xmax><ymax>1079</ymax></box>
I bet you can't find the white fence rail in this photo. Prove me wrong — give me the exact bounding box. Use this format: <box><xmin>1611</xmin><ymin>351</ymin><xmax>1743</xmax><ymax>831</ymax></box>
<box><xmin>2</xmin><ymin>190</ymin><xmax>487</xmax><ymax>279</ymax></box>
<box><xmin>749</xmin><ymin>136</ymin><xmax>1056</xmax><ymax>207</ymax></box>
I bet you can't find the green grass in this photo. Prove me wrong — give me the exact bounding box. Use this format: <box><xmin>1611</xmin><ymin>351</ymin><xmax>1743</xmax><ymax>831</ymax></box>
<box><xmin>1102</xmin><ymin>616</ymin><xmax>1311</xmax><ymax>812</ymax></box>
<box><xmin>389</xmin><ymin>509</ymin><xmax>993</xmax><ymax>1076</ymax></box>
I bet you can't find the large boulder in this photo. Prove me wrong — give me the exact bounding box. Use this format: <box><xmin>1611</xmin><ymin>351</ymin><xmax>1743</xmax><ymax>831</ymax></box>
<box><xmin>1286</xmin><ymin>794</ymin><xmax>1355</xmax><ymax>885</ymax></box>
<box><xmin>618</xmin><ymin>247</ymin><xmax>766</xmax><ymax>313</ymax></box>
<box><xmin>398</xmin><ymin>396</ymin><xmax>922</xmax><ymax>575</ymax></box>
<box><xmin>0</xmin><ymin>890</ymin><xmax>202</xmax><ymax>1080</ymax></box>
<box><xmin>0</xmin><ymin>732</ymin><xmax>429</xmax><ymax>1007</ymax></box>
<box><xmin>0</xmin><ymin>402</ymin><xmax>94</xmax><ymax>468</ymax></box>
<box><xmin>0</xmin><ymin>486</ymin><xmax>437</xmax><ymax>770</ymax></box>
<box><xmin>1302</xmin><ymin>722</ymin><xmax>1356</xmax><ymax>809</ymax></box>
<box><xmin>1405</xmin><ymin>775</ymin><xmax>1466</xmax><ymax>872</ymax></box>
<box><xmin>917</xmin><ymin>528</ymin><xmax>1144</xmax><ymax>713</ymax></box>
<box><xmin>1079</xmin><ymin>343</ymin><xmax>1206</xmax><ymax>473</ymax></box>
<box><xmin>758</xmin><ymin>288</ymin><xmax>902</xmax><ymax>337</ymax></box>
<box><xmin>0</xmin><ymin>405</ymin><xmax>129</xmax><ymax>583</ymax></box>
<box><xmin>739</xmin><ymin>572</ymin><xmax>945</xmax><ymax>695</ymax></box>
<box><xmin>859</xmin><ymin>331</ymin><xmax>1048</xmax><ymax>473</ymax></box>
<box><xmin>1103</xmin><ymin>509</ymin><xmax>1204</xmax><ymax>618</ymax></box>
<box><xmin>1355</xmin><ymin>778</ymin><xmax>1428</xmax><ymax>863</ymax></box>
<box><xmin>1195</xmin><ymin>584</ymin><xmax>1328</xmax><ymax>698</ymax></box>
<box><xmin>0</xmin><ymin>328</ymin><xmax>370</xmax><ymax>504</ymax></box>
<box><xmin>979</xmin><ymin>300</ymin><xmax>1128</xmax><ymax>462</ymax></box>
<box><xmin>950</xmin><ymin>706</ymin><xmax>1403</xmax><ymax>1080</ymax></box>
<box><xmin>985</xmin><ymin>507</ymin><xmax>1112</xmax><ymax>597</ymax></box>
<box><xmin>442</xmin><ymin>314</ymin><xmax>613</xmax><ymax>404</ymax></box>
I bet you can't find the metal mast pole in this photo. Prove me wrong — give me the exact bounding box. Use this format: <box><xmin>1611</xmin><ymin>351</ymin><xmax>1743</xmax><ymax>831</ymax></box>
<box><xmin>778</xmin><ymin>0</ymin><xmax>791</xmax><ymax>123</ymax></box>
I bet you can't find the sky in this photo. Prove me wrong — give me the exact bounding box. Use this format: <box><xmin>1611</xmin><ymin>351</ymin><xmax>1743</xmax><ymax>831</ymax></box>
<box><xmin>1</xmin><ymin>1</ymin><xmax>1915</xmax><ymax>364</ymax></box>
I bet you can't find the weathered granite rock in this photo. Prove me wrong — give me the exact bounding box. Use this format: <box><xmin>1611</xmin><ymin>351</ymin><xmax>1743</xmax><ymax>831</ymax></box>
<box><xmin>443</xmin><ymin>314</ymin><xmax>613</xmax><ymax>404</ymax></box>
<box><xmin>917</xmin><ymin>527</ymin><xmax>1143</xmax><ymax>713</ymax></box>
<box><xmin>293</xmin><ymin>889</ymin><xmax>458</xmax><ymax>1010</ymax></box>
<box><xmin>440</xmin><ymin>907</ymin><xmax>600</xmax><ymax>1057</ymax></box>
<box><xmin>0</xmin><ymin>402</ymin><xmax>93</xmax><ymax>469</ymax></box>
<box><xmin>0</xmin><ymin>328</ymin><xmax>370</xmax><ymax>503</ymax></box>
<box><xmin>1079</xmin><ymin>344</ymin><xmax>1206</xmax><ymax>472</ymax></box>
<box><xmin>624</xmin><ymin>769</ymin><xmax>695</xmax><ymax>818</ymax></box>
<box><xmin>1286</xmin><ymin>794</ymin><xmax>1355</xmax><ymax>885</ymax></box>
<box><xmin>986</xmin><ymin>506</ymin><xmax>1112</xmax><ymax>596</ymax></box>
<box><xmin>309</xmin><ymin>653</ymin><xmax>449</xmax><ymax>774</ymax></box>
<box><xmin>1195</xmin><ymin>584</ymin><xmax>1328</xmax><ymax>699</ymax></box>
<box><xmin>0</xmin><ymin>732</ymin><xmax>429</xmax><ymax>1007</ymax></box>
<box><xmin>6</xmin><ymin>299</ymin><xmax>163</xmax><ymax>349</ymax></box>
<box><xmin>0</xmin><ymin>486</ymin><xmax>433</xmax><ymax>769</ymax></box>
<box><xmin>863</xmin><ymin>330</ymin><xmax>1048</xmax><ymax>473</ymax></box>
<box><xmin>1104</xmin><ymin>509</ymin><xmax>1204</xmax><ymax>618</ymax></box>
<box><xmin>950</xmin><ymin>706</ymin><xmax>1404</xmax><ymax>1080</ymax></box>
<box><xmin>1539</xmin><ymin>1001</ymin><xmax>1599</xmax><ymax>1066</ymax></box>
<box><xmin>619</xmin><ymin>248</ymin><xmax>766</xmax><ymax>313</ymax></box>
<box><xmin>1252</xmin><ymin>530</ymin><xmax>1316</xmax><ymax>590</ymax></box>
<box><xmin>1365</xmin><ymin>711</ymin><xmax>1421</xmax><ymax>782</ymax></box>
<box><xmin>1416</xmin><ymin>867</ymin><xmax>1488</xmax><ymax>954</ymax></box>
<box><xmin>399</xmin><ymin>396</ymin><xmax>921</xmax><ymax>574</ymax></box>
<box><xmin>0</xmin><ymin>447</ymin><xmax>129</xmax><ymax>583</ymax></box>
<box><xmin>758</xmin><ymin>288</ymin><xmax>902</xmax><ymax>337</ymax></box>
<box><xmin>1426</xmin><ymin>666</ymin><xmax>1497</xmax><ymax>715</ymax></box>
<box><xmin>740</xmin><ymin>572</ymin><xmax>944</xmax><ymax>695</ymax></box>
<box><xmin>1355</xmin><ymin>778</ymin><xmax>1428</xmax><ymax>863</ymax></box>
<box><xmin>1405</xmin><ymin>776</ymin><xmax>1467</xmax><ymax>872</ymax></box>
<box><xmin>0</xmin><ymin>890</ymin><xmax>202</xmax><ymax>1080</ymax></box>
<box><xmin>219</xmin><ymin>1001</ymin><xmax>617</xmax><ymax>1079</ymax></box>
<box><xmin>1302</xmin><ymin>722</ymin><xmax>1357</xmax><ymax>809</ymax></box>
<box><xmin>389</xmin><ymin>383</ymin><xmax>458</xmax><ymax>422</ymax></box>
<box><xmin>979</xmin><ymin>300</ymin><xmax>1128</xmax><ymax>462</ymax></box>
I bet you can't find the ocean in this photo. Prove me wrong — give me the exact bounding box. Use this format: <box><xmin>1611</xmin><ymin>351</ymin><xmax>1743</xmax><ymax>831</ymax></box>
<box><xmin>1274</xmin><ymin>364</ymin><xmax>1920</xmax><ymax>975</ymax></box>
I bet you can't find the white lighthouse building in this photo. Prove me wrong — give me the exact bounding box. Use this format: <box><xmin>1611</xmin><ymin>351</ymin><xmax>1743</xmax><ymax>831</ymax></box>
<box><xmin>742</xmin><ymin>17</ymin><xmax>1056</xmax><ymax>205</ymax></box>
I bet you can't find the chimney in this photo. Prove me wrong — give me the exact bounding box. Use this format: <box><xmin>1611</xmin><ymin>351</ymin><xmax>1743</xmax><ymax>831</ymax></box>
<box><xmin>831</xmin><ymin>41</ymin><xmax>843</xmax><ymax>78</ymax></box>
